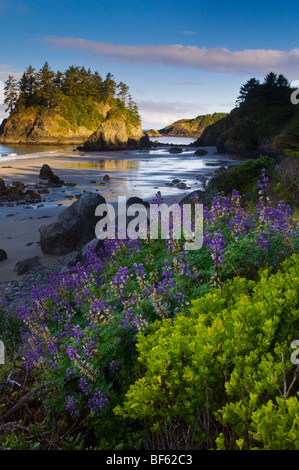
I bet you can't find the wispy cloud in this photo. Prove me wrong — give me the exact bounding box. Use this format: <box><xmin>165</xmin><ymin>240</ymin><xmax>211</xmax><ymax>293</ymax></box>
<box><xmin>167</xmin><ymin>81</ymin><xmax>201</xmax><ymax>86</ymax></box>
<box><xmin>43</xmin><ymin>36</ymin><xmax>299</xmax><ymax>76</ymax></box>
<box><xmin>180</xmin><ymin>30</ymin><xmax>198</xmax><ymax>35</ymax></box>
<box><xmin>137</xmin><ymin>100</ymin><xmax>201</xmax><ymax>115</ymax></box>
<box><xmin>0</xmin><ymin>64</ymin><xmax>22</xmax><ymax>81</ymax></box>
<box><xmin>137</xmin><ymin>100</ymin><xmax>209</xmax><ymax>129</ymax></box>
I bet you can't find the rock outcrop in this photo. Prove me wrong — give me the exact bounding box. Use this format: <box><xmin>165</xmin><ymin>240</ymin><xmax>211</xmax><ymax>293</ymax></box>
<box><xmin>0</xmin><ymin>112</ymin><xmax>93</xmax><ymax>145</ymax></box>
<box><xmin>145</xmin><ymin>129</ymin><xmax>162</xmax><ymax>138</ymax></box>
<box><xmin>83</xmin><ymin>117</ymin><xmax>145</xmax><ymax>151</ymax></box>
<box><xmin>0</xmin><ymin>178</ymin><xmax>42</xmax><ymax>204</ymax></box>
<box><xmin>39</xmin><ymin>192</ymin><xmax>106</xmax><ymax>255</ymax></box>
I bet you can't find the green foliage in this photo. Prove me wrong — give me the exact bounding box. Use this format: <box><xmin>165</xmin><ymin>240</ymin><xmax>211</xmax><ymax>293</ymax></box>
<box><xmin>207</xmin><ymin>155</ymin><xmax>275</xmax><ymax>196</ymax></box>
<box><xmin>57</xmin><ymin>94</ymin><xmax>105</xmax><ymax>131</ymax></box>
<box><xmin>115</xmin><ymin>254</ymin><xmax>299</xmax><ymax>449</ymax></box>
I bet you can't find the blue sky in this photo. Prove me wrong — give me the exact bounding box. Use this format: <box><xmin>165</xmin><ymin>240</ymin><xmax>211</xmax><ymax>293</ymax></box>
<box><xmin>0</xmin><ymin>0</ymin><xmax>298</xmax><ymax>129</ymax></box>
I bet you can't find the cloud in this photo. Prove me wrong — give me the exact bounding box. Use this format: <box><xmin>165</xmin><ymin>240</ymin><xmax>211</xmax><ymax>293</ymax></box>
<box><xmin>0</xmin><ymin>65</ymin><xmax>22</xmax><ymax>82</ymax></box>
<box><xmin>0</xmin><ymin>104</ymin><xmax>8</xmax><ymax>122</ymax></box>
<box><xmin>180</xmin><ymin>30</ymin><xmax>198</xmax><ymax>35</ymax></box>
<box><xmin>137</xmin><ymin>100</ymin><xmax>201</xmax><ymax>115</ymax></box>
<box><xmin>167</xmin><ymin>81</ymin><xmax>202</xmax><ymax>86</ymax></box>
<box><xmin>43</xmin><ymin>36</ymin><xmax>299</xmax><ymax>76</ymax></box>
<box><xmin>137</xmin><ymin>100</ymin><xmax>210</xmax><ymax>130</ymax></box>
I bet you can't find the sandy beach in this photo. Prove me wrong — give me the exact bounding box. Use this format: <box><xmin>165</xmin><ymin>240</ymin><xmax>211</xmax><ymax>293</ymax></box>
<box><xmin>0</xmin><ymin>146</ymin><xmax>238</xmax><ymax>282</ymax></box>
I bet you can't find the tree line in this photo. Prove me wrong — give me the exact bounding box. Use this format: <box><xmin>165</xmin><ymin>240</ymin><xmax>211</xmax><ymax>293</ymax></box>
<box><xmin>236</xmin><ymin>72</ymin><xmax>292</xmax><ymax>107</ymax></box>
<box><xmin>3</xmin><ymin>62</ymin><xmax>139</xmax><ymax>118</ymax></box>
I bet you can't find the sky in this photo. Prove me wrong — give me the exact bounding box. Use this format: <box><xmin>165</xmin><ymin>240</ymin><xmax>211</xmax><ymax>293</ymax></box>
<box><xmin>0</xmin><ymin>0</ymin><xmax>298</xmax><ymax>129</ymax></box>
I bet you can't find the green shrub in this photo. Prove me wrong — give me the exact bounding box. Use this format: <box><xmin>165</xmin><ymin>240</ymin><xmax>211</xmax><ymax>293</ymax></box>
<box><xmin>207</xmin><ymin>155</ymin><xmax>275</xmax><ymax>196</ymax></box>
<box><xmin>115</xmin><ymin>254</ymin><xmax>299</xmax><ymax>450</ymax></box>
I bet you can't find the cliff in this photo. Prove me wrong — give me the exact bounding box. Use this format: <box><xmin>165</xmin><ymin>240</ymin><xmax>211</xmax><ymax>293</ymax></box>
<box><xmin>158</xmin><ymin>113</ymin><xmax>227</xmax><ymax>138</ymax></box>
<box><xmin>83</xmin><ymin>115</ymin><xmax>145</xmax><ymax>151</ymax></box>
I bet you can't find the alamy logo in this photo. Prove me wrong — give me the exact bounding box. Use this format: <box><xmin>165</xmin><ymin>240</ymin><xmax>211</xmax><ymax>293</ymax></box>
<box><xmin>0</xmin><ymin>340</ymin><xmax>5</xmax><ymax>364</ymax></box>
<box><xmin>290</xmin><ymin>80</ymin><xmax>299</xmax><ymax>105</ymax></box>
<box><xmin>95</xmin><ymin>196</ymin><xmax>203</xmax><ymax>250</ymax></box>
<box><xmin>291</xmin><ymin>340</ymin><xmax>299</xmax><ymax>365</ymax></box>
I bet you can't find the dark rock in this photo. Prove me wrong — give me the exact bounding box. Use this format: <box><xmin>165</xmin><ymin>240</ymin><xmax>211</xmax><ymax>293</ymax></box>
<box><xmin>60</xmin><ymin>251</ymin><xmax>82</xmax><ymax>268</ymax></box>
<box><xmin>126</xmin><ymin>197</ymin><xmax>150</xmax><ymax>209</ymax></box>
<box><xmin>172</xmin><ymin>179</ymin><xmax>181</xmax><ymax>184</ymax></box>
<box><xmin>103</xmin><ymin>175</ymin><xmax>110</xmax><ymax>181</ymax></box>
<box><xmin>39</xmin><ymin>164</ymin><xmax>64</xmax><ymax>185</ymax></box>
<box><xmin>214</xmin><ymin>166</ymin><xmax>227</xmax><ymax>174</ymax></box>
<box><xmin>14</xmin><ymin>256</ymin><xmax>40</xmax><ymax>275</ymax></box>
<box><xmin>39</xmin><ymin>164</ymin><xmax>54</xmax><ymax>180</ymax></box>
<box><xmin>169</xmin><ymin>147</ymin><xmax>183</xmax><ymax>154</ymax></box>
<box><xmin>81</xmin><ymin>238</ymin><xmax>104</xmax><ymax>263</ymax></box>
<box><xmin>12</xmin><ymin>181</ymin><xmax>25</xmax><ymax>190</ymax></box>
<box><xmin>39</xmin><ymin>192</ymin><xmax>107</xmax><ymax>255</ymax></box>
<box><xmin>0</xmin><ymin>249</ymin><xmax>7</xmax><ymax>262</ymax></box>
<box><xmin>194</xmin><ymin>148</ymin><xmax>208</xmax><ymax>156</ymax></box>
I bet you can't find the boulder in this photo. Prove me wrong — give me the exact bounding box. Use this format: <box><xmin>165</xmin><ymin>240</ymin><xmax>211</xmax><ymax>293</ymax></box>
<box><xmin>169</xmin><ymin>147</ymin><xmax>183</xmax><ymax>154</ymax></box>
<box><xmin>0</xmin><ymin>178</ymin><xmax>6</xmax><ymax>192</ymax></box>
<box><xmin>214</xmin><ymin>166</ymin><xmax>227</xmax><ymax>174</ymax></box>
<box><xmin>81</xmin><ymin>238</ymin><xmax>104</xmax><ymax>263</ymax></box>
<box><xmin>39</xmin><ymin>164</ymin><xmax>64</xmax><ymax>185</ymax></box>
<box><xmin>39</xmin><ymin>192</ymin><xmax>107</xmax><ymax>255</ymax></box>
<box><xmin>194</xmin><ymin>148</ymin><xmax>208</xmax><ymax>156</ymax></box>
<box><xmin>0</xmin><ymin>249</ymin><xmax>7</xmax><ymax>262</ymax></box>
<box><xmin>14</xmin><ymin>256</ymin><xmax>40</xmax><ymax>275</ymax></box>
<box><xmin>126</xmin><ymin>196</ymin><xmax>150</xmax><ymax>209</ymax></box>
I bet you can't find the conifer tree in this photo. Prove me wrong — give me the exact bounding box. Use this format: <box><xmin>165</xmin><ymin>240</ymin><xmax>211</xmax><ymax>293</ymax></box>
<box><xmin>4</xmin><ymin>75</ymin><xmax>19</xmax><ymax>113</ymax></box>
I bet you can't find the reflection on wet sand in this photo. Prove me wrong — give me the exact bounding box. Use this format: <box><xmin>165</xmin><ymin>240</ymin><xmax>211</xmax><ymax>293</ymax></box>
<box><xmin>66</xmin><ymin>160</ymin><xmax>139</xmax><ymax>171</ymax></box>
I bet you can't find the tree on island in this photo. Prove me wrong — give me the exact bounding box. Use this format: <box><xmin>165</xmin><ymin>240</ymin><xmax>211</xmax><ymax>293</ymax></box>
<box><xmin>3</xmin><ymin>75</ymin><xmax>19</xmax><ymax>113</ymax></box>
<box><xmin>117</xmin><ymin>81</ymin><xmax>130</xmax><ymax>105</ymax></box>
<box><xmin>37</xmin><ymin>62</ymin><xmax>56</xmax><ymax>109</ymax></box>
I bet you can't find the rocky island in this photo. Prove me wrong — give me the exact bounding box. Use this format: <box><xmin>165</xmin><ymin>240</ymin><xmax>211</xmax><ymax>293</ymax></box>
<box><xmin>0</xmin><ymin>63</ymin><xmax>145</xmax><ymax>149</ymax></box>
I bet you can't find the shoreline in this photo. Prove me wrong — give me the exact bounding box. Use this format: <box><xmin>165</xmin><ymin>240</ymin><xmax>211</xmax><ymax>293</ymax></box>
<box><xmin>0</xmin><ymin>146</ymin><xmax>239</xmax><ymax>283</ymax></box>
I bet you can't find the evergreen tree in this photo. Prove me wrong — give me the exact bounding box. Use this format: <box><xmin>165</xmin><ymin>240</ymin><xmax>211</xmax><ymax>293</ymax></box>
<box><xmin>92</xmin><ymin>71</ymin><xmax>103</xmax><ymax>99</ymax></box>
<box><xmin>62</xmin><ymin>66</ymin><xmax>82</xmax><ymax>96</ymax></box>
<box><xmin>3</xmin><ymin>75</ymin><xmax>19</xmax><ymax>113</ymax></box>
<box><xmin>37</xmin><ymin>62</ymin><xmax>56</xmax><ymax>108</ymax></box>
<box><xmin>117</xmin><ymin>81</ymin><xmax>130</xmax><ymax>104</ymax></box>
<box><xmin>276</xmin><ymin>74</ymin><xmax>289</xmax><ymax>87</ymax></box>
<box><xmin>236</xmin><ymin>77</ymin><xmax>260</xmax><ymax>104</ymax></box>
<box><xmin>54</xmin><ymin>70</ymin><xmax>64</xmax><ymax>88</ymax></box>
<box><xmin>102</xmin><ymin>73</ymin><xmax>116</xmax><ymax>100</ymax></box>
<box><xmin>18</xmin><ymin>65</ymin><xmax>38</xmax><ymax>105</ymax></box>
<box><xmin>264</xmin><ymin>72</ymin><xmax>278</xmax><ymax>88</ymax></box>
